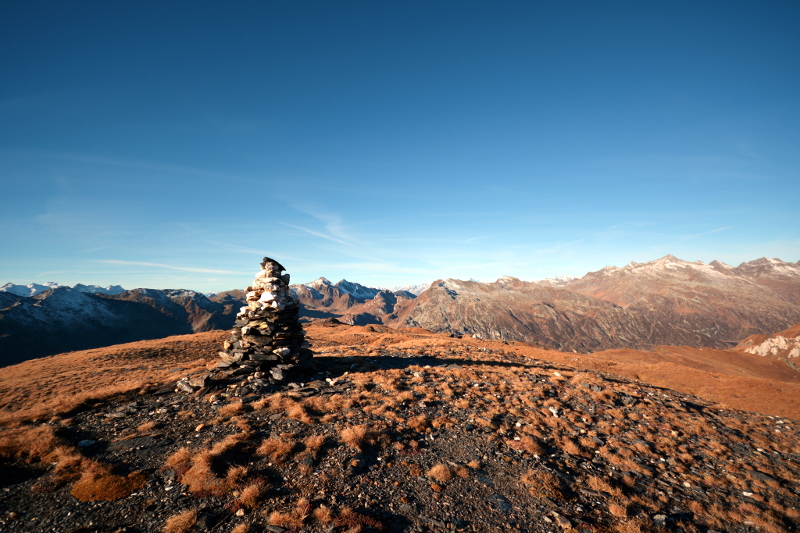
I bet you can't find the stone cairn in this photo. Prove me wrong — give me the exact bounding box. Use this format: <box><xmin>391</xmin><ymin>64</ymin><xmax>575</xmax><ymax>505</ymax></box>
<box><xmin>176</xmin><ymin>257</ymin><xmax>312</xmax><ymax>393</ymax></box>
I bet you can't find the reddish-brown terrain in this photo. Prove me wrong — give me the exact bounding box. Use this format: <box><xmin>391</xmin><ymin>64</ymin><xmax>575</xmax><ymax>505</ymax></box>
<box><xmin>565</xmin><ymin>256</ymin><xmax>800</xmax><ymax>348</ymax></box>
<box><xmin>4</xmin><ymin>255</ymin><xmax>799</xmax><ymax>367</ymax></box>
<box><xmin>289</xmin><ymin>256</ymin><xmax>800</xmax><ymax>355</ymax></box>
<box><xmin>1</xmin><ymin>321</ymin><xmax>799</xmax><ymax>533</ymax></box>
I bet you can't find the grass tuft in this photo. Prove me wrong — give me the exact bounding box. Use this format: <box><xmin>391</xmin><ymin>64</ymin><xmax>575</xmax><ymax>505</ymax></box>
<box><xmin>163</xmin><ymin>509</ymin><xmax>197</xmax><ymax>533</ymax></box>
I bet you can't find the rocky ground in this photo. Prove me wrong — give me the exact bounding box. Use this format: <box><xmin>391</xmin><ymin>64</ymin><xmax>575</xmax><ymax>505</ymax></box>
<box><xmin>1</xmin><ymin>321</ymin><xmax>799</xmax><ymax>533</ymax></box>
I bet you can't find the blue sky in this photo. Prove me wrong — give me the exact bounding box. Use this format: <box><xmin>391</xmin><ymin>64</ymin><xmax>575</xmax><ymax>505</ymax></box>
<box><xmin>1</xmin><ymin>1</ymin><xmax>798</xmax><ymax>292</ymax></box>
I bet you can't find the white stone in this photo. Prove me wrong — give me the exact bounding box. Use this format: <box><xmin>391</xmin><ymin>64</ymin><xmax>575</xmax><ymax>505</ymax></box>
<box><xmin>259</xmin><ymin>291</ymin><xmax>278</xmax><ymax>303</ymax></box>
<box><xmin>745</xmin><ymin>335</ymin><xmax>800</xmax><ymax>357</ymax></box>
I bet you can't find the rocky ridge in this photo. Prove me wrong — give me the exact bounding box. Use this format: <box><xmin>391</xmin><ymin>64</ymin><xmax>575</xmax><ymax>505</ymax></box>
<box><xmin>0</xmin><ymin>282</ymin><xmax>126</xmax><ymax>297</ymax></box>
<box><xmin>736</xmin><ymin>324</ymin><xmax>800</xmax><ymax>365</ymax></box>
<box><xmin>291</xmin><ymin>278</ymin><xmax>416</xmax><ymax>326</ymax></box>
<box><xmin>0</xmin><ymin>287</ymin><xmax>237</xmax><ymax>367</ymax></box>
<box><xmin>388</xmin><ymin>256</ymin><xmax>800</xmax><ymax>351</ymax></box>
<box><xmin>3</xmin><ymin>255</ymin><xmax>799</xmax><ymax>366</ymax></box>
<box><xmin>564</xmin><ymin>256</ymin><xmax>800</xmax><ymax>345</ymax></box>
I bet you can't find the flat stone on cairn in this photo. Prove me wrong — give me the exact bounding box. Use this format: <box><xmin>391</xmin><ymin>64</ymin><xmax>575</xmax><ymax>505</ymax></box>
<box><xmin>217</xmin><ymin>257</ymin><xmax>312</xmax><ymax>381</ymax></box>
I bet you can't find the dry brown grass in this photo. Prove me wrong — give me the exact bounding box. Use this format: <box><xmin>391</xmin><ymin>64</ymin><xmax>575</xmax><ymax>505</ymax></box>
<box><xmin>238</xmin><ymin>481</ymin><xmax>266</xmax><ymax>509</ymax></box>
<box><xmin>340</xmin><ymin>424</ymin><xmax>378</xmax><ymax>451</ymax></box>
<box><xmin>0</xmin><ymin>424</ymin><xmax>62</xmax><ymax>463</ymax></box>
<box><xmin>218</xmin><ymin>401</ymin><xmax>244</xmax><ymax>417</ymax></box>
<box><xmin>166</xmin><ymin>433</ymin><xmax>252</xmax><ymax>496</ymax></box>
<box><xmin>137</xmin><ymin>421</ymin><xmax>156</xmax><ymax>433</ymax></box>
<box><xmin>257</xmin><ymin>436</ymin><xmax>296</xmax><ymax>464</ymax></box>
<box><xmin>333</xmin><ymin>507</ymin><xmax>384</xmax><ymax>531</ymax></box>
<box><xmin>587</xmin><ymin>475</ymin><xmax>622</xmax><ymax>497</ymax></box>
<box><xmin>225</xmin><ymin>465</ymin><xmax>250</xmax><ymax>487</ymax></box>
<box><xmin>180</xmin><ymin>450</ymin><xmax>227</xmax><ymax>495</ymax></box>
<box><xmin>406</xmin><ymin>414</ymin><xmax>430</xmax><ymax>433</ymax></box>
<box><xmin>427</xmin><ymin>463</ymin><xmax>452</xmax><ymax>482</ymax></box>
<box><xmin>313</xmin><ymin>505</ymin><xmax>333</xmax><ymax>524</ymax></box>
<box><xmin>5</xmin><ymin>318</ymin><xmax>800</xmax><ymax>533</ymax></box>
<box><xmin>520</xmin><ymin>469</ymin><xmax>565</xmax><ymax>499</ymax></box>
<box><xmin>164</xmin><ymin>447</ymin><xmax>192</xmax><ymax>474</ymax></box>
<box><xmin>512</xmin><ymin>435</ymin><xmax>545</xmax><ymax>455</ymax></box>
<box><xmin>295</xmin><ymin>497</ymin><xmax>312</xmax><ymax>521</ymax></box>
<box><xmin>70</xmin><ymin>461</ymin><xmax>147</xmax><ymax>501</ymax></box>
<box><xmin>268</xmin><ymin>511</ymin><xmax>300</xmax><ymax>528</ymax></box>
<box><xmin>0</xmin><ymin>424</ymin><xmax>121</xmax><ymax>492</ymax></box>
<box><xmin>616</xmin><ymin>517</ymin><xmax>647</xmax><ymax>533</ymax></box>
<box><xmin>559</xmin><ymin>437</ymin><xmax>588</xmax><ymax>457</ymax></box>
<box><xmin>302</xmin><ymin>434</ymin><xmax>326</xmax><ymax>458</ymax></box>
<box><xmin>286</xmin><ymin>402</ymin><xmax>315</xmax><ymax>424</ymax></box>
<box><xmin>267</xmin><ymin>498</ymin><xmax>313</xmax><ymax>529</ymax></box>
<box><xmin>609</xmin><ymin>501</ymin><xmax>629</xmax><ymax>518</ymax></box>
<box><xmin>163</xmin><ymin>509</ymin><xmax>197</xmax><ymax>533</ymax></box>
<box><xmin>0</xmin><ymin>332</ymin><xmax>222</xmax><ymax>426</ymax></box>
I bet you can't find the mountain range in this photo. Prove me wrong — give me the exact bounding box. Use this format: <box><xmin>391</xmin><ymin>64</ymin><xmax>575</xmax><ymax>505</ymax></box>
<box><xmin>0</xmin><ymin>287</ymin><xmax>237</xmax><ymax>366</ymax></box>
<box><xmin>2</xmin><ymin>255</ymin><xmax>799</xmax><ymax>366</ymax></box>
<box><xmin>391</xmin><ymin>255</ymin><xmax>800</xmax><ymax>352</ymax></box>
<box><xmin>0</xmin><ymin>282</ymin><xmax>126</xmax><ymax>297</ymax></box>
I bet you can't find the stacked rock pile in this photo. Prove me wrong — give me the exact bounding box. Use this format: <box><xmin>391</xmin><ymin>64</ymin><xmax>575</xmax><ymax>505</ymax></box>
<box><xmin>176</xmin><ymin>257</ymin><xmax>312</xmax><ymax>393</ymax></box>
<box><xmin>219</xmin><ymin>257</ymin><xmax>312</xmax><ymax>379</ymax></box>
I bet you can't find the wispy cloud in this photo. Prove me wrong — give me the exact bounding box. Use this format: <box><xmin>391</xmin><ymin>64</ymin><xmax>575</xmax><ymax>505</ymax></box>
<box><xmin>97</xmin><ymin>260</ymin><xmax>241</xmax><ymax>274</ymax></box>
<box><xmin>464</xmin><ymin>235</ymin><xmax>495</xmax><ymax>243</ymax></box>
<box><xmin>1</xmin><ymin>147</ymin><xmax>237</xmax><ymax>183</ymax></box>
<box><xmin>204</xmin><ymin>240</ymin><xmax>270</xmax><ymax>255</ymax></box>
<box><xmin>683</xmin><ymin>226</ymin><xmax>731</xmax><ymax>239</ymax></box>
<box><xmin>280</xmin><ymin>222</ymin><xmax>356</xmax><ymax>247</ymax></box>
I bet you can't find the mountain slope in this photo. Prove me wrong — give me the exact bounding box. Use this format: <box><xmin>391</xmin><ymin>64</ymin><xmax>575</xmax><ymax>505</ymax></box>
<box><xmin>288</xmin><ymin>256</ymin><xmax>800</xmax><ymax>353</ymax></box>
<box><xmin>291</xmin><ymin>278</ymin><xmax>415</xmax><ymax>325</ymax></box>
<box><xmin>0</xmin><ymin>282</ymin><xmax>125</xmax><ymax>297</ymax></box>
<box><xmin>387</xmin><ymin>276</ymin><xmax>720</xmax><ymax>352</ymax></box>
<box><xmin>735</xmin><ymin>322</ymin><xmax>800</xmax><ymax>364</ymax></box>
<box><xmin>565</xmin><ymin>255</ymin><xmax>800</xmax><ymax>346</ymax></box>
<box><xmin>0</xmin><ymin>288</ymin><xmax>236</xmax><ymax>366</ymax></box>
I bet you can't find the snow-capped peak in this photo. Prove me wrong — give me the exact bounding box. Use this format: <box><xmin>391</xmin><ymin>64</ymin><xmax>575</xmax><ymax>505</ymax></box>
<box><xmin>72</xmin><ymin>283</ymin><xmax>126</xmax><ymax>295</ymax></box>
<box><xmin>335</xmin><ymin>280</ymin><xmax>382</xmax><ymax>300</ymax></box>
<box><xmin>0</xmin><ymin>282</ymin><xmax>63</xmax><ymax>297</ymax></box>
<box><xmin>392</xmin><ymin>282</ymin><xmax>434</xmax><ymax>296</ymax></box>
<box><xmin>0</xmin><ymin>282</ymin><xmax>127</xmax><ymax>297</ymax></box>
<box><xmin>539</xmin><ymin>274</ymin><xmax>578</xmax><ymax>287</ymax></box>
<box><xmin>304</xmin><ymin>277</ymin><xmax>332</xmax><ymax>289</ymax></box>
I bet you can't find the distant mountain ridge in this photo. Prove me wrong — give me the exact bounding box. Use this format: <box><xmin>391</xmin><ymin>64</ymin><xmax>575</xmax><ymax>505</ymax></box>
<box><xmin>2</xmin><ymin>255</ymin><xmax>799</xmax><ymax>365</ymax></box>
<box><xmin>562</xmin><ymin>255</ymin><xmax>800</xmax><ymax>347</ymax></box>
<box><xmin>289</xmin><ymin>278</ymin><xmax>416</xmax><ymax>325</ymax></box>
<box><xmin>0</xmin><ymin>287</ymin><xmax>236</xmax><ymax>367</ymax></box>
<box><xmin>0</xmin><ymin>282</ymin><xmax>125</xmax><ymax>297</ymax></box>
<box><xmin>287</xmin><ymin>255</ymin><xmax>800</xmax><ymax>353</ymax></box>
